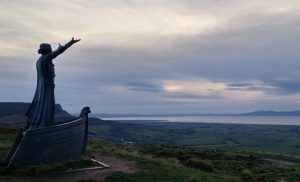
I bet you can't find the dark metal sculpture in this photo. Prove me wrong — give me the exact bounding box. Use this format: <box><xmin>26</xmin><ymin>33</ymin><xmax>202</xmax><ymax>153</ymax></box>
<box><xmin>26</xmin><ymin>37</ymin><xmax>80</xmax><ymax>130</ymax></box>
<box><xmin>5</xmin><ymin>38</ymin><xmax>92</xmax><ymax>167</ymax></box>
<box><xmin>5</xmin><ymin>107</ymin><xmax>91</xmax><ymax>167</ymax></box>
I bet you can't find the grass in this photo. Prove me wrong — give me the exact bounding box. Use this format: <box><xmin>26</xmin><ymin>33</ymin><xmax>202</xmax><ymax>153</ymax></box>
<box><xmin>89</xmin><ymin>121</ymin><xmax>300</xmax><ymax>155</ymax></box>
<box><xmin>87</xmin><ymin>140</ymin><xmax>300</xmax><ymax>182</ymax></box>
<box><xmin>1</xmin><ymin>156</ymin><xmax>97</xmax><ymax>176</ymax></box>
<box><xmin>0</xmin><ymin>128</ymin><xmax>20</xmax><ymax>162</ymax></box>
<box><xmin>1</xmin><ymin>127</ymin><xmax>300</xmax><ymax>181</ymax></box>
<box><xmin>88</xmin><ymin>140</ymin><xmax>240</xmax><ymax>182</ymax></box>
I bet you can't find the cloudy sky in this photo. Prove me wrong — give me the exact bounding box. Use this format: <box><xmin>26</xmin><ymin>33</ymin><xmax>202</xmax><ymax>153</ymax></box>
<box><xmin>1</xmin><ymin>0</ymin><xmax>300</xmax><ymax>114</ymax></box>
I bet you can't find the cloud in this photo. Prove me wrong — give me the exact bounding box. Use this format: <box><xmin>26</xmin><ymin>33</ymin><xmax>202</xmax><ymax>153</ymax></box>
<box><xmin>1</xmin><ymin>1</ymin><xmax>300</xmax><ymax>113</ymax></box>
<box><xmin>224</xmin><ymin>79</ymin><xmax>300</xmax><ymax>96</ymax></box>
<box><xmin>267</xmin><ymin>80</ymin><xmax>300</xmax><ymax>94</ymax></box>
<box><xmin>125</xmin><ymin>83</ymin><xmax>163</xmax><ymax>92</ymax></box>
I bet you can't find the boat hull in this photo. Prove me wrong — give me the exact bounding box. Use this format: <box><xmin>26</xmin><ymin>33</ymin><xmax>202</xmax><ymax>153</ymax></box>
<box><xmin>5</xmin><ymin>108</ymin><xmax>89</xmax><ymax>167</ymax></box>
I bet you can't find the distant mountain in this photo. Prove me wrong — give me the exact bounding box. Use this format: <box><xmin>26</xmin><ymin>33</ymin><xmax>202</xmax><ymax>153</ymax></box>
<box><xmin>0</xmin><ymin>102</ymin><xmax>68</xmax><ymax>117</ymax></box>
<box><xmin>242</xmin><ymin>110</ymin><xmax>300</xmax><ymax>116</ymax></box>
<box><xmin>0</xmin><ymin>102</ymin><xmax>76</xmax><ymax>128</ymax></box>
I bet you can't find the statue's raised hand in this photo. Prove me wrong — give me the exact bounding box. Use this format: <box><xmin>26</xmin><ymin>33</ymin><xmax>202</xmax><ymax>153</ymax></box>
<box><xmin>70</xmin><ymin>37</ymin><xmax>81</xmax><ymax>44</ymax></box>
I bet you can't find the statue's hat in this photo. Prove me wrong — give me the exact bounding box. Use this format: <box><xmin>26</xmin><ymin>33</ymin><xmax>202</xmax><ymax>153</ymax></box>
<box><xmin>38</xmin><ymin>43</ymin><xmax>52</xmax><ymax>53</ymax></box>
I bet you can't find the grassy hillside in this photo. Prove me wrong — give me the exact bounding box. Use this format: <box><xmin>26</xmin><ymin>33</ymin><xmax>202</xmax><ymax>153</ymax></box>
<box><xmin>1</xmin><ymin>128</ymin><xmax>300</xmax><ymax>181</ymax></box>
<box><xmin>89</xmin><ymin>119</ymin><xmax>300</xmax><ymax>156</ymax></box>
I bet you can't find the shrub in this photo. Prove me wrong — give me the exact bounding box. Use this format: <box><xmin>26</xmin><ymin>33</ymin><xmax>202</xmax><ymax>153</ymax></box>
<box><xmin>240</xmin><ymin>169</ymin><xmax>255</xmax><ymax>182</ymax></box>
<box><xmin>184</xmin><ymin>158</ymin><xmax>215</xmax><ymax>173</ymax></box>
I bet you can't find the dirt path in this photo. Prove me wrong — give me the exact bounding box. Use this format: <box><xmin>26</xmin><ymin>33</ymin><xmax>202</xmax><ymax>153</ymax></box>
<box><xmin>263</xmin><ymin>158</ymin><xmax>300</xmax><ymax>166</ymax></box>
<box><xmin>1</xmin><ymin>155</ymin><xmax>139</xmax><ymax>182</ymax></box>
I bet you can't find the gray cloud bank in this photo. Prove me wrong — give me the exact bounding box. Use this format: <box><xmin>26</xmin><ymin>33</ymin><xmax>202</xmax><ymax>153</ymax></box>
<box><xmin>1</xmin><ymin>0</ymin><xmax>300</xmax><ymax>113</ymax></box>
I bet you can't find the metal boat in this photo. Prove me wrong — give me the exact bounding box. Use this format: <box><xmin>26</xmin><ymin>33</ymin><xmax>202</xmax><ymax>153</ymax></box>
<box><xmin>5</xmin><ymin>107</ymin><xmax>90</xmax><ymax>167</ymax></box>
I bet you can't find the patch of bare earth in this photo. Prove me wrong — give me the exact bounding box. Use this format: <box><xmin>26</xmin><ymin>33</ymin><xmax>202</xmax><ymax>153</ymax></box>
<box><xmin>2</xmin><ymin>155</ymin><xmax>139</xmax><ymax>182</ymax></box>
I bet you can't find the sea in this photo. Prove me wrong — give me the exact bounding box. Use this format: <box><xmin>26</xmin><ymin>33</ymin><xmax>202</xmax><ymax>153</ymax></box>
<box><xmin>101</xmin><ymin>116</ymin><xmax>300</xmax><ymax>126</ymax></box>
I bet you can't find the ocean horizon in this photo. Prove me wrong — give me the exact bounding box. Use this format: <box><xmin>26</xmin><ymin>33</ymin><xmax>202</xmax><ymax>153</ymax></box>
<box><xmin>101</xmin><ymin>115</ymin><xmax>300</xmax><ymax>126</ymax></box>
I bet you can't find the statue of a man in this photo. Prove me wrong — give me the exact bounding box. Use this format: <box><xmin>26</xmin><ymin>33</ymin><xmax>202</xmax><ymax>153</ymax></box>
<box><xmin>25</xmin><ymin>37</ymin><xmax>81</xmax><ymax>130</ymax></box>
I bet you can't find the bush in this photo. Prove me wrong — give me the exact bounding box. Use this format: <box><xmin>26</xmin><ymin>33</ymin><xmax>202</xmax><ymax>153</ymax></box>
<box><xmin>184</xmin><ymin>158</ymin><xmax>215</xmax><ymax>173</ymax></box>
<box><xmin>240</xmin><ymin>169</ymin><xmax>255</xmax><ymax>182</ymax></box>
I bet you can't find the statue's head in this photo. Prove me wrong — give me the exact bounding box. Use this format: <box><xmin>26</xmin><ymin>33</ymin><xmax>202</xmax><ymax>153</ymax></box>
<box><xmin>38</xmin><ymin>43</ymin><xmax>52</xmax><ymax>55</ymax></box>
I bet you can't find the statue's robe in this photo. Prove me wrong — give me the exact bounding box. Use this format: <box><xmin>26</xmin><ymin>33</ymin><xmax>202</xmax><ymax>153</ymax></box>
<box><xmin>26</xmin><ymin>42</ymin><xmax>72</xmax><ymax>130</ymax></box>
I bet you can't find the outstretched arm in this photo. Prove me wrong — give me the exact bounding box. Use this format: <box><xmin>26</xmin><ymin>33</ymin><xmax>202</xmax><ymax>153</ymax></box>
<box><xmin>48</xmin><ymin>37</ymin><xmax>81</xmax><ymax>59</ymax></box>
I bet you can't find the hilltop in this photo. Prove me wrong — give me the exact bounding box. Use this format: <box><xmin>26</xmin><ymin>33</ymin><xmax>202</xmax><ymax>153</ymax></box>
<box><xmin>1</xmin><ymin>128</ymin><xmax>300</xmax><ymax>181</ymax></box>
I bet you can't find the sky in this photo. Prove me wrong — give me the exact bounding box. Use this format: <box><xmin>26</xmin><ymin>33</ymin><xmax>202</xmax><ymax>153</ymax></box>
<box><xmin>1</xmin><ymin>0</ymin><xmax>300</xmax><ymax>114</ymax></box>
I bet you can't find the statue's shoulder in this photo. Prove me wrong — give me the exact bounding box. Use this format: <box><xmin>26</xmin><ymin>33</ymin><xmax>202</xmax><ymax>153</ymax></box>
<box><xmin>39</xmin><ymin>54</ymin><xmax>53</xmax><ymax>63</ymax></box>
<box><xmin>43</xmin><ymin>53</ymin><xmax>52</xmax><ymax>59</ymax></box>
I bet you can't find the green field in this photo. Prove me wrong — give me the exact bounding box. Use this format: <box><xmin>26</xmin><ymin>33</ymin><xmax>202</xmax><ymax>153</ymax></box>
<box><xmin>89</xmin><ymin>119</ymin><xmax>300</xmax><ymax>156</ymax></box>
